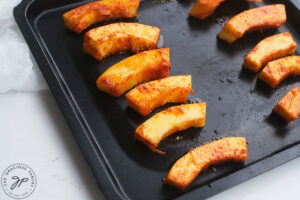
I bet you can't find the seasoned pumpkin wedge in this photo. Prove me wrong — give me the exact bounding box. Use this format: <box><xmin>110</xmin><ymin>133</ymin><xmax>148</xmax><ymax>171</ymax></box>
<box><xmin>96</xmin><ymin>48</ymin><xmax>170</xmax><ymax>97</ymax></box>
<box><xmin>84</xmin><ymin>23</ymin><xmax>160</xmax><ymax>61</ymax></box>
<box><xmin>165</xmin><ymin>137</ymin><xmax>248</xmax><ymax>190</ymax></box>
<box><xmin>135</xmin><ymin>103</ymin><xmax>206</xmax><ymax>155</ymax></box>
<box><xmin>189</xmin><ymin>0</ymin><xmax>262</xmax><ymax>20</ymax></box>
<box><xmin>259</xmin><ymin>56</ymin><xmax>300</xmax><ymax>88</ymax></box>
<box><xmin>218</xmin><ymin>4</ymin><xmax>286</xmax><ymax>43</ymax></box>
<box><xmin>244</xmin><ymin>33</ymin><xmax>297</xmax><ymax>73</ymax></box>
<box><xmin>274</xmin><ymin>87</ymin><xmax>300</xmax><ymax>124</ymax></box>
<box><xmin>126</xmin><ymin>75</ymin><xmax>193</xmax><ymax>116</ymax></box>
<box><xmin>189</xmin><ymin>0</ymin><xmax>225</xmax><ymax>20</ymax></box>
<box><xmin>63</xmin><ymin>0</ymin><xmax>140</xmax><ymax>33</ymax></box>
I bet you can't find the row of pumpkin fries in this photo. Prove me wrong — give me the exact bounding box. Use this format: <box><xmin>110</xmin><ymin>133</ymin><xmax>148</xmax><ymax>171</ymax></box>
<box><xmin>62</xmin><ymin>0</ymin><xmax>299</xmax><ymax>190</ymax></box>
<box><xmin>243</xmin><ymin>31</ymin><xmax>300</xmax><ymax>124</ymax></box>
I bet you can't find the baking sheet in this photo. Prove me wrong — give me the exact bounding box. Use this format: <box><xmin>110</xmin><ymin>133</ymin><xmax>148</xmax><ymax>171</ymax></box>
<box><xmin>14</xmin><ymin>0</ymin><xmax>300</xmax><ymax>199</ymax></box>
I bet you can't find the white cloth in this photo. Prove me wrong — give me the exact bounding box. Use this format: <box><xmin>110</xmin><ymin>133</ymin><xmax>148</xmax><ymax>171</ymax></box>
<box><xmin>0</xmin><ymin>0</ymin><xmax>48</xmax><ymax>93</ymax></box>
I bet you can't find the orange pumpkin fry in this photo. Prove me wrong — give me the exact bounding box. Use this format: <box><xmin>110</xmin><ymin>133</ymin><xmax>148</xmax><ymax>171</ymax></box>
<box><xmin>259</xmin><ymin>56</ymin><xmax>300</xmax><ymax>88</ymax></box>
<box><xmin>126</xmin><ymin>75</ymin><xmax>193</xmax><ymax>116</ymax></box>
<box><xmin>244</xmin><ymin>33</ymin><xmax>297</xmax><ymax>73</ymax></box>
<box><xmin>165</xmin><ymin>137</ymin><xmax>248</xmax><ymax>190</ymax></box>
<box><xmin>189</xmin><ymin>0</ymin><xmax>262</xmax><ymax>20</ymax></box>
<box><xmin>96</xmin><ymin>48</ymin><xmax>170</xmax><ymax>97</ymax></box>
<box><xmin>189</xmin><ymin>0</ymin><xmax>225</xmax><ymax>20</ymax></box>
<box><xmin>63</xmin><ymin>0</ymin><xmax>140</xmax><ymax>33</ymax></box>
<box><xmin>135</xmin><ymin>103</ymin><xmax>206</xmax><ymax>155</ymax></box>
<box><xmin>84</xmin><ymin>23</ymin><xmax>160</xmax><ymax>61</ymax></box>
<box><xmin>218</xmin><ymin>4</ymin><xmax>286</xmax><ymax>43</ymax></box>
<box><xmin>274</xmin><ymin>87</ymin><xmax>300</xmax><ymax>124</ymax></box>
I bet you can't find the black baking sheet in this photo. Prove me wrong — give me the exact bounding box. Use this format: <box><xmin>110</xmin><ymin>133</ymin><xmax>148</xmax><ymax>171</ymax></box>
<box><xmin>14</xmin><ymin>0</ymin><xmax>300</xmax><ymax>199</ymax></box>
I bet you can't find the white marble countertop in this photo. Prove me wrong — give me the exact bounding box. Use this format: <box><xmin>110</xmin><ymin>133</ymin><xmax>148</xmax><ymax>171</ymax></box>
<box><xmin>0</xmin><ymin>91</ymin><xmax>300</xmax><ymax>200</ymax></box>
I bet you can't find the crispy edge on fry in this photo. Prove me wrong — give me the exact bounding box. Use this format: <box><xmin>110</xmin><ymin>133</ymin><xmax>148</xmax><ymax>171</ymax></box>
<box><xmin>244</xmin><ymin>33</ymin><xmax>297</xmax><ymax>73</ymax></box>
<box><xmin>63</xmin><ymin>0</ymin><xmax>140</xmax><ymax>33</ymax></box>
<box><xmin>126</xmin><ymin>75</ymin><xmax>193</xmax><ymax>116</ymax></box>
<box><xmin>84</xmin><ymin>22</ymin><xmax>160</xmax><ymax>61</ymax></box>
<box><xmin>274</xmin><ymin>87</ymin><xmax>300</xmax><ymax>124</ymax></box>
<box><xmin>96</xmin><ymin>48</ymin><xmax>170</xmax><ymax>97</ymax></box>
<box><xmin>165</xmin><ymin>137</ymin><xmax>248</xmax><ymax>190</ymax></box>
<box><xmin>218</xmin><ymin>4</ymin><xmax>286</xmax><ymax>43</ymax></box>
<box><xmin>135</xmin><ymin>103</ymin><xmax>206</xmax><ymax>155</ymax></box>
<box><xmin>259</xmin><ymin>56</ymin><xmax>300</xmax><ymax>88</ymax></box>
